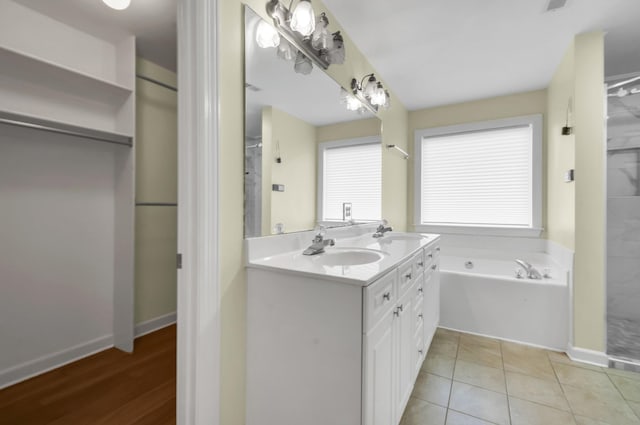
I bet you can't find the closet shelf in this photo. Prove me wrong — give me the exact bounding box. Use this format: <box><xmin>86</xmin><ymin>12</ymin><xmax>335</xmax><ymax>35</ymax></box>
<box><xmin>0</xmin><ymin>45</ymin><xmax>133</xmax><ymax>99</ymax></box>
<box><xmin>0</xmin><ymin>110</ymin><xmax>132</xmax><ymax>146</ymax></box>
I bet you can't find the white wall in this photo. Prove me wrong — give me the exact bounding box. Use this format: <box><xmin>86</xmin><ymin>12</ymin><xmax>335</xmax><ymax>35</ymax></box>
<box><xmin>0</xmin><ymin>125</ymin><xmax>120</xmax><ymax>386</ymax></box>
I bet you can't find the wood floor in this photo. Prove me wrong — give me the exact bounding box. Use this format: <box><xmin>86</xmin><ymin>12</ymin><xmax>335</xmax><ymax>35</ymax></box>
<box><xmin>0</xmin><ymin>325</ymin><xmax>176</xmax><ymax>425</ymax></box>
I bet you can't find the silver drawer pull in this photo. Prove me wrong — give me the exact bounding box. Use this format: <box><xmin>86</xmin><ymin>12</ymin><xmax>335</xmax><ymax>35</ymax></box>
<box><xmin>431</xmin><ymin>265</ymin><xmax>437</xmax><ymax>270</ymax></box>
<box><xmin>418</xmin><ymin>313</ymin><xmax>423</xmax><ymax>320</ymax></box>
<box><xmin>393</xmin><ymin>308</ymin><xmax>400</xmax><ymax>317</ymax></box>
<box><xmin>436</xmin><ymin>247</ymin><xmax>441</xmax><ymax>252</ymax></box>
<box><xmin>405</xmin><ymin>272</ymin><xmax>412</xmax><ymax>280</ymax></box>
<box><xmin>418</xmin><ymin>349</ymin><xmax>424</xmax><ymax>355</ymax></box>
<box><xmin>398</xmin><ymin>304</ymin><xmax>404</xmax><ymax>312</ymax></box>
<box><xmin>427</xmin><ymin>253</ymin><xmax>433</xmax><ymax>259</ymax></box>
<box><xmin>418</xmin><ymin>261</ymin><xmax>424</xmax><ymax>267</ymax></box>
<box><xmin>418</xmin><ymin>287</ymin><xmax>423</xmax><ymax>293</ymax></box>
<box><xmin>382</xmin><ymin>292</ymin><xmax>391</xmax><ymax>301</ymax></box>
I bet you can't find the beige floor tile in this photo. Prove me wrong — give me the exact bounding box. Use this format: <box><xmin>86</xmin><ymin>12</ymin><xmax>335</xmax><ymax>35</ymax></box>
<box><xmin>401</xmin><ymin>397</ymin><xmax>447</xmax><ymax>425</ymax></box>
<box><xmin>553</xmin><ymin>363</ymin><xmax>619</xmax><ymax>396</ymax></box>
<box><xmin>574</xmin><ymin>415</ymin><xmax>616</xmax><ymax>425</ymax></box>
<box><xmin>453</xmin><ymin>360</ymin><xmax>506</xmax><ymax>394</ymax></box>
<box><xmin>562</xmin><ymin>383</ymin><xmax>640</xmax><ymax>425</ymax></box>
<box><xmin>628</xmin><ymin>400</ymin><xmax>640</xmax><ymax>417</ymax></box>
<box><xmin>509</xmin><ymin>397</ymin><xmax>576</xmax><ymax>425</ymax></box>
<box><xmin>607</xmin><ymin>367</ymin><xmax>640</xmax><ymax>381</ymax></box>
<box><xmin>446</xmin><ymin>409</ymin><xmax>496</xmax><ymax>425</ymax></box>
<box><xmin>547</xmin><ymin>351</ymin><xmax>603</xmax><ymax>372</ymax></box>
<box><xmin>412</xmin><ymin>372</ymin><xmax>452</xmax><ymax>407</ymax></box>
<box><xmin>457</xmin><ymin>343</ymin><xmax>504</xmax><ymax>370</ymax></box>
<box><xmin>460</xmin><ymin>334</ymin><xmax>502</xmax><ymax>354</ymax></box>
<box><xmin>423</xmin><ymin>353</ymin><xmax>456</xmax><ymax>379</ymax></box>
<box><xmin>610</xmin><ymin>374</ymin><xmax>640</xmax><ymax>402</ymax></box>
<box><xmin>501</xmin><ymin>343</ymin><xmax>556</xmax><ymax>381</ymax></box>
<box><xmin>505</xmin><ymin>371</ymin><xmax>570</xmax><ymax>411</ymax></box>
<box><xmin>449</xmin><ymin>382</ymin><xmax>510</xmax><ymax>425</ymax></box>
<box><xmin>436</xmin><ymin>328</ymin><xmax>462</xmax><ymax>343</ymax></box>
<box><xmin>429</xmin><ymin>338</ymin><xmax>459</xmax><ymax>359</ymax></box>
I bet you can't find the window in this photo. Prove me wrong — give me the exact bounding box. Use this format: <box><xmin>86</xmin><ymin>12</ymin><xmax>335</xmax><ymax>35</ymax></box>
<box><xmin>414</xmin><ymin>115</ymin><xmax>542</xmax><ymax>236</ymax></box>
<box><xmin>318</xmin><ymin>137</ymin><xmax>381</xmax><ymax>223</ymax></box>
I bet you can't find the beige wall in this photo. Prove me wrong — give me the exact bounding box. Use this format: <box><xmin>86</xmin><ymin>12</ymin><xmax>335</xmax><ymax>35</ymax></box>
<box><xmin>134</xmin><ymin>58</ymin><xmax>177</xmax><ymax>324</ymax></box>
<box><xmin>573</xmin><ymin>31</ymin><xmax>606</xmax><ymax>352</ymax></box>
<box><xmin>407</xmin><ymin>90</ymin><xmax>548</xmax><ymax>230</ymax></box>
<box><xmin>268</xmin><ymin>107</ymin><xmax>317</xmax><ymax>233</ymax></box>
<box><xmin>316</xmin><ymin>117</ymin><xmax>381</xmax><ymax>143</ymax></box>
<box><xmin>546</xmin><ymin>43</ymin><xmax>576</xmax><ymax>250</ymax></box>
<box><xmin>219</xmin><ymin>2</ymin><xmax>409</xmax><ymax>424</ymax></box>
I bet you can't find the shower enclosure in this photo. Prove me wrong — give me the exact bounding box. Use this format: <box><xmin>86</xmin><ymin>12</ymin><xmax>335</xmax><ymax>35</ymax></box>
<box><xmin>607</xmin><ymin>73</ymin><xmax>640</xmax><ymax>365</ymax></box>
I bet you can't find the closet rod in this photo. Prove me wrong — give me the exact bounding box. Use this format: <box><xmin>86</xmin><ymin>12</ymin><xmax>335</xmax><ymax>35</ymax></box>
<box><xmin>136</xmin><ymin>74</ymin><xmax>178</xmax><ymax>92</ymax></box>
<box><xmin>135</xmin><ymin>202</ymin><xmax>178</xmax><ymax>207</ymax></box>
<box><xmin>0</xmin><ymin>111</ymin><xmax>132</xmax><ymax>146</ymax></box>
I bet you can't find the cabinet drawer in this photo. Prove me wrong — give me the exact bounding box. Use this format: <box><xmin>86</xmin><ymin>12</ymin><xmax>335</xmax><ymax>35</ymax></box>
<box><xmin>413</xmin><ymin>321</ymin><xmax>425</xmax><ymax>378</ymax></box>
<box><xmin>423</xmin><ymin>247</ymin><xmax>436</xmax><ymax>270</ymax></box>
<box><xmin>398</xmin><ymin>252</ymin><xmax>420</xmax><ymax>297</ymax></box>
<box><xmin>413</xmin><ymin>249</ymin><xmax>427</xmax><ymax>276</ymax></box>
<box><xmin>364</xmin><ymin>269</ymin><xmax>397</xmax><ymax>333</ymax></box>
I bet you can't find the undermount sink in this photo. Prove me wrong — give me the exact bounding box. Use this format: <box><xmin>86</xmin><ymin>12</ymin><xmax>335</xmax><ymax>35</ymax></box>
<box><xmin>379</xmin><ymin>233</ymin><xmax>426</xmax><ymax>241</ymax></box>
<box><xmin>313</xmin><ymin>248</ymin><xmax>386</xmax><ymax>266</ymax></box>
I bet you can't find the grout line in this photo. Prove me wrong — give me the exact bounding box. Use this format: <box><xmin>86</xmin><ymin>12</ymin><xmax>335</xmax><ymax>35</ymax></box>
<box><xmin>603</xmin><ymin>369</ymin><xmax>640</xmax><ymax>420</ymax></box>
<box><xmin>500</xmin><ymin>341</ymin><xmax>513</xmax><ymax>425</ymax></box>
<box><xmin>447</xmin><ymin>407</ymin><xmax>501</xmax><ymax>425</ymax></box>
<box><xmin>442</xmin><ymin>332</ymin><xmax>460</xmax><ymax>424</ymax></box>
<box><xmin>548</xmin><ymin>351</ymin><xmax>581</xmax><ymax>422</ymax></box>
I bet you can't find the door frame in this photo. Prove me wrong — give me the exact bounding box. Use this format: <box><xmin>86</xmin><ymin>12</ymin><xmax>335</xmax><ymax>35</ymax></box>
<box><xmin>176</xmin><ymin>0</ymin><xmax>221</xmax><ymax>424</ymax></box>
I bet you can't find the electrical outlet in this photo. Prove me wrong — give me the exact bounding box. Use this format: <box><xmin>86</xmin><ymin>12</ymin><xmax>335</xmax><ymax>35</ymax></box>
<box><xmin>272</xmin><ymin>184</ymin><xmax>285</xmax><ymax>192</ymax></box>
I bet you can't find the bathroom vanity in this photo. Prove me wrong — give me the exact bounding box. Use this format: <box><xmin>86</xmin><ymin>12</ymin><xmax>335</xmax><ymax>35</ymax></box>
<box><xmin>246</xmin><ymin>228</ymin><xmax>440</xmax><ymax>425</ymax></box>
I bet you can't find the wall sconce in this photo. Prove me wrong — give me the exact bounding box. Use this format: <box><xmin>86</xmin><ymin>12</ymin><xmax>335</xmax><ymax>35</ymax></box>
<box><xmin>350</xmin><ymin>74</ymin><xmax>390</xmax><ymax>113</ymax></box>
<box><xmin>259</xmin><ymin>0</ymin><xmax>346</xmax><ymax>74</ymax></box>
<box><xmin>102</xmin><ymin>0</ymin><xmax>131</xmax><ymax>10</ymax></box>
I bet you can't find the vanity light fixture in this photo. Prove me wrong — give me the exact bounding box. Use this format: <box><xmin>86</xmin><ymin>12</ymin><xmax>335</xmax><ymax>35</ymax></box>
<box><xmin>561</xmin><ymin>98</ymin><xmax>572</xmax><ymax>136</ymax></box>
<box><xmin>350</xmin><ymin>73</ymin><xmax>391</xmax><ymax>113</ymax></box>
<box><xmin>263</xmin><ymin>0</ymin><xmax>345</xmax><ymax>72</ymax></box>
<box><xmin>256</xmin><ymin>20</ymin><xmax>281</xmax><ymax>48</ymax></box>
<box><xmin>102</xmin><ymin>0</ymin><xmax>131</xmax><ymax>10</ymax></box>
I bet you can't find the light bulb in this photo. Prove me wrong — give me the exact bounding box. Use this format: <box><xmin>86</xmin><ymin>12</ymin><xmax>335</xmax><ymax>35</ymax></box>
<box><xmin>290</xmin><ymin>0</ymin><xmax>316</xmax><ymax>36</ymax></box>
<box><xmin>277</xmin><ymin>38</ymin><xmax>296</xmax><ymax>61</ymax></box>
<box><xmin>371</xmin><ymin>82</ymin><xmax>386</xmax><ymax>106</ymax></box>
<box><xmin>363</xmin><ymin>75</ymin><xmax>378</xmax><ymax>99</ymax></box>
<box><xmin>256</xmin><ymin>20</ymin><xmax>280</xmax><ymax>49</ymax></box>
<box><xmin>102</xmin><ymin>0</ymin><xmax>131</xmax><ymax>10</ymax></box>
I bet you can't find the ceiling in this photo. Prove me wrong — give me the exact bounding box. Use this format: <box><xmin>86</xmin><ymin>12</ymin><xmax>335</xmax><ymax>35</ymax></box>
<box><xmin>322</xmin><ymin>0</ymin><xmax>640</xmax><ymax>110</ymax></box>
<box><xmin>12</xmin><ymin>0</ymin><xmax>640</xmax><ymax>110</ymax></box>
<box><xmin>13</xmin><ymin>0</ymin><xmax>177</xmax><ymax>72</ymax></box>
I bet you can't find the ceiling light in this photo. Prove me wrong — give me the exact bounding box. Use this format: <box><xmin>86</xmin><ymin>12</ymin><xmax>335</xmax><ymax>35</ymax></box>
<box><xmin>102</xmin><ymin>0</ymin><xmax>131</xmax><ymax>10</ymax></box>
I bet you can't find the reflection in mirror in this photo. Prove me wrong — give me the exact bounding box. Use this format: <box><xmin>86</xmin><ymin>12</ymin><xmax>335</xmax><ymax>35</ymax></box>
<box><xmin>244</xmin><ymin>5</ymin><xmax>382</xmax><ymax>238</ymax></box>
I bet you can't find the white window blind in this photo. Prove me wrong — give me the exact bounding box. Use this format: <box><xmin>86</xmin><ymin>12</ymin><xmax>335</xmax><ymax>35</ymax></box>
<box><xmin>322</xmin><ymin>142</ymin><xmax>381</xmax><ymax>221</ymax></box>
<box><xmin>420</xmin><ymin>125</ymin><xmax>533</xmax><ymax>227</ymax></box>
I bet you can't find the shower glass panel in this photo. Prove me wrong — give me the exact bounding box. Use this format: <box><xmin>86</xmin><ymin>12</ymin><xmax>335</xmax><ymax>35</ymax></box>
<box><xmin>607</xmin><ymin>73</ymin><xmax>640</xmax><ymax>363</ymax></box>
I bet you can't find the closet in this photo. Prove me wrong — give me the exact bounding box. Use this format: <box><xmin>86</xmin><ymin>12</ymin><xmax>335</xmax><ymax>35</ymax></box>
<box><xmin>0</xmin><ymin>1</ymin><xmax>135</xmax><ymax>388</ymax></box>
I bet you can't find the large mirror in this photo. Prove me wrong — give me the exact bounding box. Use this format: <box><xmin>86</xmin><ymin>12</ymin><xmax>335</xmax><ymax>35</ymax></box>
<box><xmin>244</xmin><ymin>6</ymin><xmax>382</xmax><ymax>238</ymax></box>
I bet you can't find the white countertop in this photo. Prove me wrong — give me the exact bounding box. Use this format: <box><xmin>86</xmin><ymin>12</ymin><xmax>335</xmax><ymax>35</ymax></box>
<box><xmin>246</xmin><ymin>231</ymin><xmax>440</xmax><ymax>286</ymax></box>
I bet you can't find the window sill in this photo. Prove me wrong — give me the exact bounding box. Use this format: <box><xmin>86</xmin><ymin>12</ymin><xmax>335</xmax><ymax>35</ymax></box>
<box><xmin>413</xmin><ymin>224</ymin><xmax>543</xmax><ymax>238</ymax></box>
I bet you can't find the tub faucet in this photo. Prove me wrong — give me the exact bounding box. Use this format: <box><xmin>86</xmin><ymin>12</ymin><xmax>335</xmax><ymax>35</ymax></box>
<box><xmin>303</xmin><ymin>231</ymin><xmax>335</xmax><ymax>255</ymax></box>
<box><xmin>373</xmin><ymin>220</ymin><xmax>393</xmax><ymax>238</ymax></box>
<box><xmin>515</xmin><ymin>259</ymin><xmax>542</xmax><ymax>279</ymax></box>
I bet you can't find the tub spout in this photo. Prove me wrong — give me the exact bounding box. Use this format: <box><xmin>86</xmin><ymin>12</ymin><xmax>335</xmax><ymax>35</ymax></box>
<box><xmin>515</xmin><ymin>259</ymin><xmax>542</xmax><ymax>280</ymax></box>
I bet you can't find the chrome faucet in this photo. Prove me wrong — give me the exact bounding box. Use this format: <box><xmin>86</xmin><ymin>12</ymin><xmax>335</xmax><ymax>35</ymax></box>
<box><xmin>515</xmin><ymin>259</ymin><xmax>542</xmax><ymax>279</ymax></box>
<box><xmin>373</xmin><ymin>220</ymin><xmax>393</xmax><ymax>238</ymax></box>
<box><xmin>303</xmin><ymin>230</ymin><xmax>335</xmax><ymax>255</ymax></box>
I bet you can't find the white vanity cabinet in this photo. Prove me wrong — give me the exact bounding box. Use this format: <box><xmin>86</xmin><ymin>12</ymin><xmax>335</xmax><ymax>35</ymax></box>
<box><xmin>246</xmin><ymin>236</ymin><xmax>440</xmax><ymax>425</ymax></box>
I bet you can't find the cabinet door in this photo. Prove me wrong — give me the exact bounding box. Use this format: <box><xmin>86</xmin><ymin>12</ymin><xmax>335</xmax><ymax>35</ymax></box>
<box><xmin>396</xmin><ymin>288</ymin><xmax>415</xmax><ymax>420</ymax></box>
<box><xmin>423</xmin><ymin>264</ymin><xmax>440</xmax><ymax>346</ymax></box>
<box><xmin>364</xmin><ymin>311</ymin><xmax>395</xmax><ymax>425</ymax></box>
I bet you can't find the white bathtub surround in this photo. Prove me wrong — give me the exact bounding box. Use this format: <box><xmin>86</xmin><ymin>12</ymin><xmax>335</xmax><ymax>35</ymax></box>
<box><xmin>436</xmin><ymin>234</ymin><xmax>573</xmax><ymax>352</ymax></box>
<box><xmin>245</xmin><ymin>229</ymin><xmax>441</xmax><ymax>425</ymax></box>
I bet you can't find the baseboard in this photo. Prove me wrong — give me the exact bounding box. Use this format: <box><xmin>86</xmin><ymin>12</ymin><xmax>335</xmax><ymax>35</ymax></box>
<box><xmin>0</xmin><ymin>334</ymin><xmax>113</xmax><ymax>390</ymax></box>
<box><xmin>0</xmin><ymin>312</ymin><xmax>177</xmax><ymax>390</ymax></box>
<box><xmin>566</xmin><ymin>345</ymin><xmax>609</xmax><ymax>367</ymax></box>
<box><xmin>134</xmin><ymin>312</ymin><xmax>176</xmax><ymax>338</ymax></box>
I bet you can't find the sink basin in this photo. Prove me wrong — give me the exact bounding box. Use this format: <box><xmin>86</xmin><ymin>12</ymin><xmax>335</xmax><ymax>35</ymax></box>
<box><xmin>313</xmin><ymin>248</ymin><xmax>386</xmax><ymax>266</ymax></box>
<box><xmin>378</xmin><ymin>233</ymin><xmax>426</xmax><ymax>241</ymax></box>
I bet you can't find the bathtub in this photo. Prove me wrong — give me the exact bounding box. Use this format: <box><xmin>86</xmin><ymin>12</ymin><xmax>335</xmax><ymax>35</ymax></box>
<box><xmin>439</xmin><ymin>251</ymin><xmax>569</xmax><ymax>350</ymax></box>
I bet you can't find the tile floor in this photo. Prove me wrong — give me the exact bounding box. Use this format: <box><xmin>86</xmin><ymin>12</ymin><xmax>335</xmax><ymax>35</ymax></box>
<box><xmin>401</xmin><ymin>328</ymin><xmax>640</xmax><ymax>425</ymax></box>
